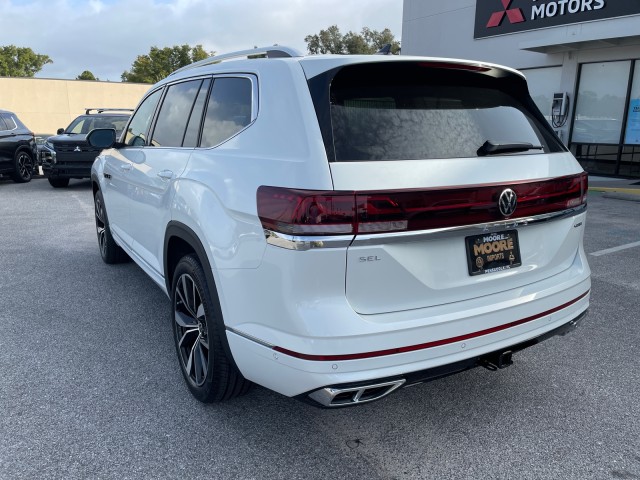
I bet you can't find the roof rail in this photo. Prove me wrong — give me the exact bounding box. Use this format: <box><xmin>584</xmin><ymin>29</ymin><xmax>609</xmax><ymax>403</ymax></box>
<box><xmin>85</xmin><ymin>108</ymin><xmax>134</xmax><ymax>115</ymax></box>
<box><xmin>170</xmin><ymin>45</ymin><xmax>304</xmax><ymax>76</ymax></box>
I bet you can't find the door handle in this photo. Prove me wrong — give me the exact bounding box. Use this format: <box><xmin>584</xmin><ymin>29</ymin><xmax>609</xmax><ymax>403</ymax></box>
<box><xmin>120</xmin><ymin>163</ymin><xmax>132</xmax><ymax>172</ymax></box>
<box><xmin>157</xmin><ymin>170</ymin><xmax>174</xmax><ymax>180</ymax></box>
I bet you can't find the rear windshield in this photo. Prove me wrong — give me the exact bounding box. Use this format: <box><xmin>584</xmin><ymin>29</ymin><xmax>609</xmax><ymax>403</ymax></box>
<box><xmin>310</xmin><ymin>62</ymin><xmax>564</xmax><ymax>162</ymax></box>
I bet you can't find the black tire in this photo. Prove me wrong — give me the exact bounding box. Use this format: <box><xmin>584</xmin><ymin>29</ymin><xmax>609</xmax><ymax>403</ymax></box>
<box><xmin>172</xmin><ymin>254</ymin><xmax>252</xmax><ymax>403</ymax></box>
<box><xmin>94</xmin><ymin>189</ymin><xmax>129</xmax><ymax>264</ymax></box>
<box><xmin>48</xmin><ymin>177</ymin><xmax>70</xmax><ymax>188</ymax></box>
<box><xmin>11</xmin><ymin>150</ymin><xmax>33</xmax><ymax>183</ymax></box>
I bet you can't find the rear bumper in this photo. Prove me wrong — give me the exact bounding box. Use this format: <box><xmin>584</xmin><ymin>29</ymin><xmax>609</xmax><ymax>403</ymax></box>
<box><xmin>299</xmin><ymin>308</ymin><xmax>587</xmax><ymax>407</ymax></box>
<box><xmin>225</xmin><ymin>274</ymin><xmax>590</xmax><ymax>400</ymax></box>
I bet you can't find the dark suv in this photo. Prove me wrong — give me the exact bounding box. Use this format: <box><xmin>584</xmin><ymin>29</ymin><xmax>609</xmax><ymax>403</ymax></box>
<box><xmin>0</xmin><ymin>109</ymin><xmax>37</xmax><ymax>183</ymax></box>
<box><xmin>41</xmin><ymin>108</ymin><xmax>132</xmax><ymax>188</ymax></box>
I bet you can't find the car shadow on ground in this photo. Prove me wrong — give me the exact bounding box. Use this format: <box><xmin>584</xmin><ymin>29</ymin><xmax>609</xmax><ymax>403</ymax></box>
<box><xmin>58</xmin><ymin>179</ymin><xmax>93</xmax><ymax>189</ymax></box>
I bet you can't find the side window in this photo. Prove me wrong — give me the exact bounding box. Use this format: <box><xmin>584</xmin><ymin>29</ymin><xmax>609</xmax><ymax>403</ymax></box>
<box><xmin>200</xmin><ymin>77</ymin><xmax>252</xmax><ymax>148</ymax></box>
<box><xmin>1</xmin><ymin>114</ymin><xmax>17</xmax><ymax>130</ymax></box>
<box><xmin>183</xmin><ymin>78</ymin><xmax>211</xmax><ymax>147</ymax></box>
<box><xmin>151</xmin><ymin>79</ymin><xmax>203</xmax><ymax>147</ymax></box>
<box><xmin>0</xmin><ymin>115</ymin><xmax>9</xmax><ymax>131</ymax></box>
<box><xmin>125</xmin><ymin>89</ymin><xmax>162</xmax><ymax>146</ymax></box>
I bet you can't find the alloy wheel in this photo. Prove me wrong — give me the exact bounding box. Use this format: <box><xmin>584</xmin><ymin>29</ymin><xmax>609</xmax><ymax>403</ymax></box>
<box><xmin>174</xmin><ymin>273</ymin><xmax>209</xmax><ymax>387</ymax></box>
<box><xmin>17</xmin><ymin>152</ymin><xmax>32</xmax><ymax>180</ymax></box>
<box><xmin>94</xmin><ymin>195</ymin><xmax>108</xmax><ymax>258</ymax></box>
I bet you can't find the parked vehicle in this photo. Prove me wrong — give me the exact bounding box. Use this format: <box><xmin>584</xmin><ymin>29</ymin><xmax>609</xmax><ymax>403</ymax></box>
<box><xmin>0</xmin><ymin>109</ymin><xmax>37</xmax><ymax>183</ymax></box>
<box><xmin>89</xmin><ymin>46</ymin><xmax>591</xmax><ymax>407</ymax></box>
<box><xmin>41</xmin><ymin>108</ymin><xmax>132</xmax><ymax>187</ymax></box>
<box><xmin>33</xmin><ymin>134</ymin><xmax>54</xmax><ymax>176</ymax></box>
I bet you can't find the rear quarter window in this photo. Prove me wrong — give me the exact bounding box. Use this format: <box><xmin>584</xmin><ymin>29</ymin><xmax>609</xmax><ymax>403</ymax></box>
<box><xmin>1</xmin><ymin>114</ymin><xmax>17</xmax><ymax>131</ymax></box>
<box><xmin>200</xmin><ymin>77</ymin><xmax>252</xmax><ymax>148</ymax></box>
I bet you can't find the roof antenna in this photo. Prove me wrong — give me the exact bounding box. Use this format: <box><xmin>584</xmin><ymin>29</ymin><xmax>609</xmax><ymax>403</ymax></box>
<box><xmin>375</xmin><ymin>44</ymin><xmax>392</xmax><ymax>55</ymax></box>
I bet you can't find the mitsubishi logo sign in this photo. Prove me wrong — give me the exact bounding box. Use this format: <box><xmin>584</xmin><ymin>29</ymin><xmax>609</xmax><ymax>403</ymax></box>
<box><xmin>475</xmin><ymin>0</ymin><xmax>638</xmax><ymax>39</ymax></box>
<box><xmin>486</xmin><ymin>0</ymin><xmax>525</xmax><ymax>28</ymax></box>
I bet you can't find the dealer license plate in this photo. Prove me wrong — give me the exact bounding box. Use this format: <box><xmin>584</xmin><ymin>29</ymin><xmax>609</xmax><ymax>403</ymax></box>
<box><xmin>465</xmin><ymin>230</ymin><xmax>522</xmax><ymax>276</ymax></box>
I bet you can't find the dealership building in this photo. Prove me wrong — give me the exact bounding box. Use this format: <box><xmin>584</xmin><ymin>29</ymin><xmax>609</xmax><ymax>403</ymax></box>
<box><xmin>402</xmin><ymin>0</ymin><xmax>640</xmax><ymax>178</ymax></box>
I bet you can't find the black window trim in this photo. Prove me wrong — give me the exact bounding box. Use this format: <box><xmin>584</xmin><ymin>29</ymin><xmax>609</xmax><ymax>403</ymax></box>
<box><xmin>147</xmin><ymin>77</ymin><xmax>207</xmax><ymax>149</ymax></box>
<box><xmin>128</xmin><ymin>73</ymin><xmax>258</xmax><ymax>150</ymax></box>
<box><xmin>181</xmin><ymin>77</ymin><xmax>212</xmax><ymax>148</ymax></box>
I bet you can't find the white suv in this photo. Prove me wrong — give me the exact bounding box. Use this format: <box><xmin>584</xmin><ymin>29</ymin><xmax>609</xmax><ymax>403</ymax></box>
<box><xmin>89</xmin><ymin>46</ymin><xmax>590</xmax><ymax>407</ymax></box>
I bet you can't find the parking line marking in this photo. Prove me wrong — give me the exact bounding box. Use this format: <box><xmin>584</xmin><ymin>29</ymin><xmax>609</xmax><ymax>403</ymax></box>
<box><xmin>590</xmin><ymin>241</ymin><xmax>640</xmax><ymax>257</ymax></box>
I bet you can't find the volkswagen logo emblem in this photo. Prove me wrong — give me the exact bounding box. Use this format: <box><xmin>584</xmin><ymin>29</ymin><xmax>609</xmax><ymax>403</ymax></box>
<box><xmin>498</xmin><ymin>189</ymin><xmax>517</xmax><ymax>217</ymax></box>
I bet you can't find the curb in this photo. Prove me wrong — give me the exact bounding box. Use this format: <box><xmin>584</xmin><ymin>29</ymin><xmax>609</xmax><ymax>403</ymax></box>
<box><xmin>589</xmin><ymin>186</ymin><xmax>640</xmax><ymax>202</ymax></box>
<box><xmin>589</xmin><ymin>187</ymin><xmax>640</xmax><ymax>195</ymax></box>
<box><xmin>600</xmin><ymin>192</ymin><xmax>640</xmax><ymax>203</ymax></box>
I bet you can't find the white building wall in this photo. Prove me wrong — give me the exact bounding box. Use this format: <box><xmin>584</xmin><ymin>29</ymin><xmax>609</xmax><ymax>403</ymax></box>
<box><xmin>0</xmin><ymin>78</ymin><xmax>150</xmax><ymax>134</ymax></box>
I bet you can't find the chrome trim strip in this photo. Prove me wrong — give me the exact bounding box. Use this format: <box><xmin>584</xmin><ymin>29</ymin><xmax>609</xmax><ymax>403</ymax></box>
<box><xmin>226</xmin><ymin>326</ymin><xmax>275</xmax><ymax>349</ymax></box>
<box><xmin>264</xmin><ymin>230</ymin><xmax>354</xmax><ymax>251</ymax></box>
<box><xmin>351</xmin><ymin>204</ymin><xmax>587</xmax><ymax>247</ymax></box>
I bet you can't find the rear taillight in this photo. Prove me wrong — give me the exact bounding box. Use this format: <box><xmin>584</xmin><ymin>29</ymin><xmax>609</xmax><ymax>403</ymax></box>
<box><xmin>257</xmin><ymin>187</ymin><xmax>355</xmax><ymax>235</ymax></box>
<box><xmin>581</xmin><ymin>171</ymin><xmax>589</xmax><ymax>205</ymax></box>
<box><xmin>257</xmin><ymin>173</ymin><xmax>587</xmax><ymax>237</ymax></box>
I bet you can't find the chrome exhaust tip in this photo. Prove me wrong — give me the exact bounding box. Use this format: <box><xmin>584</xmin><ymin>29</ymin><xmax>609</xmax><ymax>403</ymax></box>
<box><xmin>308</xmin><ymin>379</ymin><xmax>406</xmax><ymax>407</ymax></box>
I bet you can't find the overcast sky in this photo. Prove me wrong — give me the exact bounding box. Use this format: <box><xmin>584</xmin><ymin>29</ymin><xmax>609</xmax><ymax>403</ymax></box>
<box><xmin>1</xmin><ymin>0</ymin><xmax>403</xmax><ymax>82</ymax></box>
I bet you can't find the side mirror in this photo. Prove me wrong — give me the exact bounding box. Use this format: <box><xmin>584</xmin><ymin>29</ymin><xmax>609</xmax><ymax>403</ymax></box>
<box><xmin>87</xmin><ymin>128</ymin><xmax>116</xmax><ymax>149</ymax></box>
<box><xmin>57</xmin><ymin>128</ymin><xmax>64</xmax><ymax>135</ymax></box>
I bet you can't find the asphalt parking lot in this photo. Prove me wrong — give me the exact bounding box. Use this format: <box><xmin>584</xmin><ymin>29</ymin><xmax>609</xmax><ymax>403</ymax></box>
<box><xmin>1</xmin><ymin>177</ymin><xmax>639</xmax><ymax>480</ymax></box>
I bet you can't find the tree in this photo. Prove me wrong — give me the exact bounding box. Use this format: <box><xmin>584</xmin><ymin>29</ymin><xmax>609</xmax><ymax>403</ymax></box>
<box><xmin>305</xmin><ymin>25</ymin><xmax>400</xmax><ymax>55</ymax></box>
<box><xmin>305</xmin><ymin>25</ymin><xmax>345</xmax><ymax>55</ymax></box>
<box><xmin>0</xmin><ymin>45</ymin><xmax>52</xmax><ymax>77</ymax></box>
<box><xmin>76</xmin><ymin>70</ymin><xmax>98</xmax><ymax>81</ymax></box>
<box><xmin>121</xmin><ymin>44</ymin><xmax>212</xmax><ymax>83</ymax></box>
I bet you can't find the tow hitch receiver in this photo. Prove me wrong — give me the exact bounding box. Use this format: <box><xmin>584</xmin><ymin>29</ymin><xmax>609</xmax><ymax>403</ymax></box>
<box><xmin>480</xmin><ymin>350</ymin><xmax>514</xmax><ymax>371</ymax></box>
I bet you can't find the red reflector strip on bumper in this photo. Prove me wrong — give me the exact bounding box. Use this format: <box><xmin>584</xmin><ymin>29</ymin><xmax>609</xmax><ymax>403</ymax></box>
<box><xmin>272</xmin><ymin>290</ymin><xmax>590</xmax><ymax>362</ymax></box>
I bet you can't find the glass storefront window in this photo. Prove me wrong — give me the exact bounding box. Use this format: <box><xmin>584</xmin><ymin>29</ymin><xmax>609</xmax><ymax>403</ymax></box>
<box><xmin>624</xmin><ymin>62</ymin><xmax>640</xmax><ymax>145</ymax></box>
<box><xmin>572</xmin><ymin>61</ymin><xmax>631</xmax><ymax>144</ymax></box>
<box><xmin>523</xmin><ymin>67</ymin><xmax>562</xmax><ymax>124</ymax></box>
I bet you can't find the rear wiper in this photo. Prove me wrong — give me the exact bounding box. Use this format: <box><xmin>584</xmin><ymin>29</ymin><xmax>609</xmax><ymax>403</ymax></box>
<box><xmin>477</xmin><ymin>140</ymin><xmax>543</xmax><ymax>156</ymax></box>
